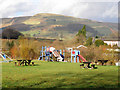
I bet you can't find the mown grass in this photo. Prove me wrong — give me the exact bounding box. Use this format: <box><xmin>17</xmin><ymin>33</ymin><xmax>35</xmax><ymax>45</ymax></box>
<box><xmin>2</xmin><ymin>60</ymin><xmax>119</xmax><ymax>88</ymax></box>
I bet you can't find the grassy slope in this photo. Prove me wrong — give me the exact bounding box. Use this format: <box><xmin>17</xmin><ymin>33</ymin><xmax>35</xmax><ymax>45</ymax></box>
<box><xmin>1</xmin><ymin>13</ymin><xmax>118</xmax><ymax>39</ymax></box>
<box><xmin>2</xmin><ymin>60</ymin><xmax>119</xmax><ymax>88</ymax></box>
<box><xmin>24</xmin><ymin>14</ymin><xmax>114</xmax><ymax>37</ymax></box>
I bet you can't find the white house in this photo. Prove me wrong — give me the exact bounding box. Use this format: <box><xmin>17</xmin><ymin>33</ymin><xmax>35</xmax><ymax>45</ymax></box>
<box><xmin>102</xmin><ymin>37</ymin><xmax>120</xmax><ymax>47</ymax></box>
<box><xmin>104</xmin><ymin>40</ymin><xmax>120</xmax><ymax>47</ymax></box>
<box><xmin>66</xmin><ymin>45</ymin><xmax>87</xmax><ymax>50</ymax></box>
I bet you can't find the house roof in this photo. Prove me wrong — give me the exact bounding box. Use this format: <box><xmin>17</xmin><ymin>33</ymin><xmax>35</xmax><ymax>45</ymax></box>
<box><xmin>102</xmin><ymin>37</ymin><xmax>120</xmax><ymax>41</ymax></box>
<box><xmin>76</xmin><ymin>45</ymin><xmax>87</xmax><ymax>48</ymax></box>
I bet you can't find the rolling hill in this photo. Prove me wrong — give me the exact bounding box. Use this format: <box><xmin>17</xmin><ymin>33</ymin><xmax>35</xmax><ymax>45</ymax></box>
<box><xmin>0</xmin><ymin>13</ymin><xmax>118</xmax><ymax>39</ymax></box>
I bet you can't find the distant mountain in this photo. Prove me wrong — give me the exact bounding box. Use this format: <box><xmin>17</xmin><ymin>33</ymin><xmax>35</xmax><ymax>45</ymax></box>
<box><xmin>0</xmin><ymin>13</ymin><xmax>118</xmax><ymax>39</ymax></box>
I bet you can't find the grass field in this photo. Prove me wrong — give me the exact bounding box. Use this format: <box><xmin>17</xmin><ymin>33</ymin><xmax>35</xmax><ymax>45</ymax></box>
<box><xmin>2</xmin><ymin>60</ymin><xmax>119</xmax><ymax>88</ymax></box>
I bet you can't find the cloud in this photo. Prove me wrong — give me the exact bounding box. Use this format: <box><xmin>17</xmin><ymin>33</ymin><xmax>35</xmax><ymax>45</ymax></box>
<box><xmin>69</xmin><ymin>2</ymin><xmax>118</xmax><ymax>19</ymax></box>
<box><xmin>0</xmin><ymin>0</ymin><xmax>31</xmax><ymax>18</ymax></box>
<box><xmin>102</xmin><ymin>3</ymin><xmax>118</xmax><ymax>18</ymax></box>
<box><xmin>0</xmin><ymin>0</ymin><xmax>119</xmax><ymax>22</ymax></box>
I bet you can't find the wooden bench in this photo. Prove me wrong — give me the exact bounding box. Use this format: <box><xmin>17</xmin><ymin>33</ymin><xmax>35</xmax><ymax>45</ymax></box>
<box><xmin>16</xmin><ymin>60</ymin><xmax>32</xmax><ymax>66</ymax></box>
<box><xmin>91</xmin><ymin>64</ymin><xmax>98</xmax><ymax>69</ymax></box>
<box><xmin>32</xmin><ymin>62</ymin><xmax>34</xmax><ymax>66</ymax></box>
<box><xmin>80</xmin><ymin>63</ymin><xmax>98</xmax><ymax>69</ymax></box>
<box><xmin>80</xmin><ymin>64</ymin><xmax>84</xmax><ymax>68</ymax></box>
<box><xmin>98</xmin><ymin>60</ymin><xmax>108</xmax><ymax>66</ymax></box>
<box><xmin>83</xmin><ymin>62</ymin><xmax>91</xmax><ymax>68</ymax></box>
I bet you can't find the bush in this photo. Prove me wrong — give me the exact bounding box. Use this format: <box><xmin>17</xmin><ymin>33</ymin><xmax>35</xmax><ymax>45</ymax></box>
<box><xmin>10</xmin><ymin>38</ymin><xmax>39</xmax><ymax>60</ymax></box>
<box><xmin>2</xmin><ymin>27</ymin><xmax>23</xmax><ymax>39</ymax></box>
<box><xmin>95</xmin><ymin>39</ymin><xmax>104</xmax><ymax>47</ymax></box>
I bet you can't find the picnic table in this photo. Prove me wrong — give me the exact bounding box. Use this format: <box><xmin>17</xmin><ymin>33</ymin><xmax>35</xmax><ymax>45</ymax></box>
<box><xmin>98</xmin><ymin>60</ymin><xmax>108</xmax><ymax>65</ymax></box>
<box><xmin>83</xmin><ymin>62</ymin><xmax>91</xmax><ymax>68</ymax></box>
<box><xmin>16</xmin><ymin>60</ymin><xmax>33</xmax><ymax>66</ymax></box>
<box><xmin>80</xmin><ymin>62</ymin><xmax>98</xmax><ymax>69</ymax></box>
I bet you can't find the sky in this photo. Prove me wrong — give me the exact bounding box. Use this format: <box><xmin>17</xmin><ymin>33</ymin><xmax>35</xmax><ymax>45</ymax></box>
<box><xmin>0</xmin><ymin>0</ymin><xmax>119</xmax><ymax>23</ymax></box>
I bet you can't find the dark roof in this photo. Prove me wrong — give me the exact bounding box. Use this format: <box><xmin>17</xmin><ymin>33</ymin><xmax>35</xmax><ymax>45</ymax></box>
<box><xmin>102</xmin><ymin>37</ymin><xmax>120</xmax><ymax>41</ymax></box>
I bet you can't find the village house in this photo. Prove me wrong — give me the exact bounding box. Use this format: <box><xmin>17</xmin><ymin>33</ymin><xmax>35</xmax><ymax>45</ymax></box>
<box><xmin>102</xmin><ymin>37</ymin><xmax>120</xmax><ymax>47</ymax></box>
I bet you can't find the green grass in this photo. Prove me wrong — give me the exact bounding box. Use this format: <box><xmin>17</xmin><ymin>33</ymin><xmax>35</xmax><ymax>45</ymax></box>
<box><xmin>2</xmin><ymin>60</ymin><xmax>119</xmax><ymax>88</ymax></box>
<box><xmin>21</xmin><ymin>29</ymin><xmax>41</xmax><ymax>37</ymax></box>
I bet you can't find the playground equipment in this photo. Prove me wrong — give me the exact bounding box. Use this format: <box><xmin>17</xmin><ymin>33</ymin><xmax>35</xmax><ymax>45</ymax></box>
<box><xmin>38</xmin><ymin>46</ymin><xmax>48</xmax><ymax>61</ymax></box>
<box><xmin>0</xmin><ymin>52</ymin><xmax>12</xmax><ymax>62</ymax></box>
<box><xmin>38</xmin><ymin>46</ymin><xmax>64</xmax><ymax>62</ymax></box>
<box><xmin>71</xmin><ymin>49</ymin><xmax>87</xmax><ymax>63</ymax></box>
<box><xmin>38</xmin><ymin>46</ymin><xmax>87</xmax><ymax>63</ymax></box>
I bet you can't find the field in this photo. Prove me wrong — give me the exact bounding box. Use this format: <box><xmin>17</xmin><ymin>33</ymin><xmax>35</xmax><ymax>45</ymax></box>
<box><xmin>2</xmin><ymin>60</ymin><xmax>119</xmax><ymax>89</ymax></box>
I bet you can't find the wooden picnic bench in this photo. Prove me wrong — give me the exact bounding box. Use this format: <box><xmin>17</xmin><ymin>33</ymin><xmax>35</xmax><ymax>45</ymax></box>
<box><xmin>15</xmin><ymin>60</ymin><xmax>34</xmax><ymax>66</ymax></box>
<box><xmin>80</xmin><ymin>62</ymin><xmax>98</xmax><ymax>69</ymax></box>
<box><xmin>98</xmin><ymin>60</ymin><xmax>108</xmax><ymax>66</ymax></box>
<box><xmin>83</xmin><ymin>62</ymin><xmax>91</xmax><ymax>68</ymax></box>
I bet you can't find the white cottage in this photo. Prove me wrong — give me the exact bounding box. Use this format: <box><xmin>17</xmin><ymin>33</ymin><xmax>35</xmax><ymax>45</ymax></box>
<box><xmin>104</xmin><ymin>40</ymin><xmax>120</xmax><ymax>47</ymax></box>
<box><xmin>103</xmin><ymin>37</ymin><xmax>120</xmax><ymax>47</ymax></box>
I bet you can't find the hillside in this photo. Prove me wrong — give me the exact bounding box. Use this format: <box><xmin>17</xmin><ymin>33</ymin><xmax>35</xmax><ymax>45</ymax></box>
<box><xmin>0</xmin><ymin>13</ymin><xmax>118</xmax><ymax>39</ymax></box>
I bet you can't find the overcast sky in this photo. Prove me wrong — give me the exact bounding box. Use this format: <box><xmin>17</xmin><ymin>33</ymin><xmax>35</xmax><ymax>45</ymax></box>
<box><xmin>0</xmin><ymin>0</ymin><xmax>119</xmax><ymax>23</ymax></box>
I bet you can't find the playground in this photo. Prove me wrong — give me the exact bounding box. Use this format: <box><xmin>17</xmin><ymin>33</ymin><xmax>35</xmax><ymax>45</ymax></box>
<box><xmin>0</xmin><ymin>41</ymin><xmax>119</xmax><ymax>88</ymax></box>
<box><xmin>0</xmin><ymin>46</ymin><xmax>97</xmax><ymax>68</ymax></box>
<box><xmin>2</xmin><ymin>60</ymin><xmax>118</xmax><ymax>88</ymax></box>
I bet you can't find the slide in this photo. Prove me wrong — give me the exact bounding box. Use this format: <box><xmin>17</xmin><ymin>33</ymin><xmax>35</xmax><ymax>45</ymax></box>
<box><xmin>52</xmin><ymin>50</ymin><xmax>63</xmax><ymax>62</ymax></box>
<box><xmin>78</xmin><ymin>55</ymin><xmax>87</xmax><ymax>62</ymax></box>
<box><xmin>0</xmin><ymin>52</ymin><xmax>12</xmax><ymax>62</ymax></box>
<box><xmin>49</xmin><ymin>47</ymin><xmax>63</xmax><ymax>62</ymax></box>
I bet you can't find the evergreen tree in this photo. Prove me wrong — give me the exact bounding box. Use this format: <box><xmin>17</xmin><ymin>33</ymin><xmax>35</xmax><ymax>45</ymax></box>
<box><xmin>76</xmin><ymin>25</ymin><xmax>86</xmax><ymax>37</ymax></box>
<box><xmin>81</xmin><ymin>25</ymin><xmax>86</xmax><ymax>37</ymax></box>
<box><xmin>75</xmin><ymin>25</ymin><xmax>86</xmax><ymax>44</ymax></box>
<box><xmin>85</xmin><ymin>37</ymin><xmax>92</xmax><ymax>46</ymax></box>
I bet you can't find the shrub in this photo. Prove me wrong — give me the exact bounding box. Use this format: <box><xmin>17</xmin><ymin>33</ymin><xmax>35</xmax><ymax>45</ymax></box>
<box><xmin>95</xmin><ymin>39</ymin><xmax>104</xmax><ymax>47</ymax></box>
<box><xmin>10</xmin><ymin>37</ymin><xmax>39</xmax><ymax>60</ymax></box>
<box><xmin>2</xmin><ymin>27</ymin><xmax>23</xmax><ymax>39</ymax></box>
